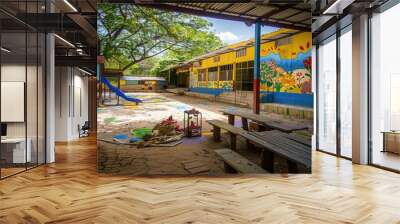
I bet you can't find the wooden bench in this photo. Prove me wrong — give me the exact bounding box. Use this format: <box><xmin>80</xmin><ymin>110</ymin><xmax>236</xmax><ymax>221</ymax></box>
<box><xmin>267</xmin><ymin>130</ymin><xmax>311</xmax><ymax>147</ymax></box>
<box><xmin>207</xmin><ymin>119</ymin><xmax>249</xmax><ymax>150</ymax></box>
<box><xmin>246</xmin><ymin>132</ymin><xmax>311</xmax><ymax>173</ymax></box>
<box><xmin>207</xmin><ymin>120</ymin><xmax>311</xmax><ymax>173</ymax></box>
<box><xmin>215</xmin><ymin>148</ymin><xmax>267</xmax><ymax>174</ymax></box>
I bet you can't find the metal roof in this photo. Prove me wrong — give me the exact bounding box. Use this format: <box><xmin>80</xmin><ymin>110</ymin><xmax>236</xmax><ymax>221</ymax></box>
<box><xmin>131</xmin><ymin>1</ymin><xmax>311</xmax><ymax>32</ymax></box>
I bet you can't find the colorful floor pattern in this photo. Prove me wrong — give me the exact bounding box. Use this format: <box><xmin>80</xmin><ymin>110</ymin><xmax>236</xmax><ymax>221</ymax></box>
<box><xmin>98</xmin><ymin>92</ymin><xmax>227</xmax><ymax>135</ymax></box>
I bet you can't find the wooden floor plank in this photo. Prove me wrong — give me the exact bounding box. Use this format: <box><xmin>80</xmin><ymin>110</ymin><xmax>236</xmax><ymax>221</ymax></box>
<box><xmin>0</xmin><ymin>135</ymin><xmax>399</xmax><ymax>223</ymax></box>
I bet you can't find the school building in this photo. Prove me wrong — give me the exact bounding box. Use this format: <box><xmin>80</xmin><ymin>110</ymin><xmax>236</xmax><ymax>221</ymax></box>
<box><xmin>167</xmin><ymin>28</ymin><xmax>312</xmax><ymax>119</ymax></box>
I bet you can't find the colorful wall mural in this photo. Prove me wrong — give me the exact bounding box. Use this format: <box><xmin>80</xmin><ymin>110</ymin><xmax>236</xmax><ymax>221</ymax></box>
<box><xmin>260</xmin><ymin>46</ymin><xmax>312</xmax><ymax>94</ymax></box>
<box><xmin>218</xmin><ymin>81</ymin><xmax>233</xmax><ymax>89</ymax></box>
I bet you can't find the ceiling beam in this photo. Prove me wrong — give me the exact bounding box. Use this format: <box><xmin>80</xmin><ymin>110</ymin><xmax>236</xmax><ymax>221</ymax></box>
<box><xmin>67</xmin><ymin>13</ymin><xmax>97</xmax><ymax>46</ymax></box>
<box><xmin>55</xmin><ymin>55</ymin><xmax>96</xmax><ymax>71</ymax></box>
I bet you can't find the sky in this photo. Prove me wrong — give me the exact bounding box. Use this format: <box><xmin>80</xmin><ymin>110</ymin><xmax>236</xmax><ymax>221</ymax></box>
<box><xmin>205</xmin><ymin>17</ymin><xmax>279</xmax><ymax>45</ymax></box>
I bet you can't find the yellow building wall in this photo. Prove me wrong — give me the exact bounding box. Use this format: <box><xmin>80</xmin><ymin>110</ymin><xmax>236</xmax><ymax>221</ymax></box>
<box><xmin>188</xmin><ymin>29</ymin><xmax>312</xmax><ymax>94</ymax></box>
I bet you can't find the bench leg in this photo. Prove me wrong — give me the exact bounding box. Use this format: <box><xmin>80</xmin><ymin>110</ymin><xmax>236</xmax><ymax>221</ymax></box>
<box><xmin>213</xmin><ymin>126</ymin><xmax>221</xmax><ymax>142</ymax></box>
<box><xmin>224</xmin><ymin>162</ymin><xmax>237</xmax><ymax>174</ymax></box>
<box><xmin>229</xmin><ymin>133</ymin><xmax>237</xmax><ymax>151</ymax></box>
<box><xmin>241</xmin><ymin>118</ymin><xmax>248</xmax><ymax>131</ymax></box>
<box><xmin>261</xmin><ymin>150</ymin><xmax>274</xmax><ymax>173</ymax></box>
<box><xmin>258</xmin><ymin>124</ymin><xmax>271</xmax><ymax>131</ymax></box>
<box><xmin>228</xmin><ymin>115</ymin><xmax>235</xmax><ymax>125</ymax></box>
<box><xmin>246</xmin><ymin>140</ymin><xmax>253</xmax><ymax>150</ymax></box>
<box><xmin>287</xmin><ymin>160</ymin><xmax>299</xmax><ymax>173</ymax></box>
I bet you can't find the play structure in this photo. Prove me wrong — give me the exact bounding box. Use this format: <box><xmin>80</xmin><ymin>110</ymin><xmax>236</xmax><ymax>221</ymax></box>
<box><xmin>101</xmin><ymin>76</ymin><xmax>143</xmax><ymax>105</ymax></box>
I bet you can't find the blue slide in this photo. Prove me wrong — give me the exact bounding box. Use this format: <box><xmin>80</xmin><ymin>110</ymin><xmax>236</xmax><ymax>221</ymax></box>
<box><xmin>101</xmin><ymin>77</ymin><xmax>143</xmax><ymax>104</ymax></box>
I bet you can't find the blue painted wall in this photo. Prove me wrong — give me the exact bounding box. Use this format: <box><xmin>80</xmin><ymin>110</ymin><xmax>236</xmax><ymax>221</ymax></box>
<box><xmin>189</xmin><ymin>88</ymin><xmax>313</xmax><ymax>108</ymax></box>
<box><xmin>261</xmin><ymin>91</ymin><xmax>313</xmax><ymax>108</ymax></box>
<box><xmin>189</xmin><ymin>87</ymin><xmax>232</xmax><ymax>96</ymax></box>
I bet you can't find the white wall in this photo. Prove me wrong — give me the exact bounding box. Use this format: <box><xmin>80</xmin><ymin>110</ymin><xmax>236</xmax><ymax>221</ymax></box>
<box><xmin>54</xmin><ymin>66</ymin><xmax>89</xmax><ymax>141</ymax></box>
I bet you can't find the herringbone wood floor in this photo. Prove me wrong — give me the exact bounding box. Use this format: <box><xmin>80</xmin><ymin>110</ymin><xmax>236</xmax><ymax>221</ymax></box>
<box><xmin>1</xmin><ymin>136</ymin><xmax>400</xmax><ymax>224</ymax></box>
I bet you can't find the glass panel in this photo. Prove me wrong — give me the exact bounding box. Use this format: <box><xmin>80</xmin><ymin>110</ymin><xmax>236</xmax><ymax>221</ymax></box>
<box><xmin>0</xmin><ymin>0</ymin><xmax>46</xmax><ymax>179</ymax></box>
<box><xmin>371</xmin><ymin>3</ymin><xmax>400</xmax><ymax>171</ymax></box>
<box><xmin>340</xmin><ymin>27</ymin><xmax>352</xmax><ymax>158</ymax></box>
<box><xmin>318</xmin><ymin>35</ymin><xmax>337</xmax><ymax>154</ymax></box>
<box><xmin>1</xmin><ymin>31</ymin><xmax>27</xmax><ymax>177</ymax></box>
<box><xmin>27</xmin><ymin>31</ymin><xmax>38</xmax><ymax>169</ymax></box>
<box><xmin>38</xmin><ymin>32</ymin><xmax>45</xmax><ymax>165</ymax></box>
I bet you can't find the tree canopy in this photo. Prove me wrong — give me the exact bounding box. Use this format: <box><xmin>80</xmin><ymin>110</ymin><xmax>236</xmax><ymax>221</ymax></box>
<box><xmin>98</xmin><ymin>4</ymin><xmax>223</xmax><ymax>75</ymax></box>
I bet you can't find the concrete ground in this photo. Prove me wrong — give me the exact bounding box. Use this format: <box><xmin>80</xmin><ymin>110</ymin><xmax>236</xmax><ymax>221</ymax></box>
<box><xmin>97</xmin><ymin>92</ymin><xmax>312</xmax><ymax>175</ymax></box>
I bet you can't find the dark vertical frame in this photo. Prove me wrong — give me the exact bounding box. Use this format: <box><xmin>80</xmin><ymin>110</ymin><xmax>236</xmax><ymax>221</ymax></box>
<box><xmin>315</xmin><ymin>44</ymin><xmax>319</xmax><ymax>151</ymax></box>
<box><xmin>36</xmin><ymin>0</ymin><xmax>39</xmax><ymax>168</ymax></box>
<box><xmin>25</xmin><ymin>0</ymin><xmax>28</xmax><ymax>171</ymax></box>
<box><xmin>336</xmin><ymin>29</ymin><xmax>341</xmax><ymax>157</ymax></box>
<box><xmin>367</xmin><ymin>10</ymin><xmax>373</xmax><ymax>165</ymax></box>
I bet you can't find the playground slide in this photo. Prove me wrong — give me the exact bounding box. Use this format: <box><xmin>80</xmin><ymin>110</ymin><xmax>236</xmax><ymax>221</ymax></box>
<box><xmin>101</xmin><ymin>77</ymin><xmax>143</xmax><ymax>104</ymax></box>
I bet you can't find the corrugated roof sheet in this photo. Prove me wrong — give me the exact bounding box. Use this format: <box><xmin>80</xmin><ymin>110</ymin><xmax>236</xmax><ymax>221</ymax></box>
<box><xmin>136</xmin><ymin>1</ymin><xmax>311</xmax><ymax>31</ymax></box>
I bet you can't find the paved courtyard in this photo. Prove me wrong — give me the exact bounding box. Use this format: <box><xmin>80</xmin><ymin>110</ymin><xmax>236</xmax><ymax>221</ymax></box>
<box><xmin>97</xmin><ymin>92</ymin><xmax>312</xmax><ymax>175</ymax></box>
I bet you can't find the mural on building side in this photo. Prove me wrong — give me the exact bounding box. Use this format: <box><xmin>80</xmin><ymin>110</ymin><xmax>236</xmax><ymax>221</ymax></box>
<box><xmin>186</xmin><ymin>31</ymin><xmax>312</xmax><ymax>96</ymax></box>
<box><xmin>260</xmin><ymin>42</ymin><xmax>312</xmax><ymax>94</ymax></box>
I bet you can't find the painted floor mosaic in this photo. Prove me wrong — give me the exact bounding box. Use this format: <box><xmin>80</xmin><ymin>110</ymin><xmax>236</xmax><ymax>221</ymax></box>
<box><xmin>98</xmin><ymin>92</ymin><xmax>227</xmax><ymax>135</ymax></box>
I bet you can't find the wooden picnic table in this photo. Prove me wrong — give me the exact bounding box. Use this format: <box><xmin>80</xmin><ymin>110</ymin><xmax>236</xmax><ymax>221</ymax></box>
<box><xmin>207</xmin><ymin>118</ymin><xmax>311</xmax><ymax>173</ymax></box>
<box><xmin>247</xmin><ymin>131</ymin><xmax>311</xmax><ymax>172</ymax></box>
<box><xmin>220</xmin><ymin>108</ymin><xmax>308</xmax><ymax>133</ymax></box>
<box><xmin>267</xmin><ymin>130</ymin><xmax>311</xmax><ymax>147</ymax></box>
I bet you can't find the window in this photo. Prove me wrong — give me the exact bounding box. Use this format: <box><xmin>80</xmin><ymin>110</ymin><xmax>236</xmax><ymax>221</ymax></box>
<box><xmin>370</xmin><ymin>3</ymin><xmax>400</xmax><ymax>171</ymax></box>
<box><xmin>316</xmin><ymin>26</ymin><xmax>353</xmax><ymax>159</ymax></box>
<box><xmin>236</xmin><ymin>48</ymin><xmax>246</xmax><ymax>58</ymax></box>
<box><xmin>213</xmin><ymin>56</ymin><xmax>220</xmax><ymax>63</ymax></box>
<box><xmin>339</xmin><ymin>27</ymin><xmax>352</xmax><ymax>158</ymax></box>
<box><xmin>235</xmin><ymin>61</ymin><xmax>254</xmax><ymax>91</ymax></box>
<box><xmin>198</xmin><ymin>69</ymin><xmax>206</xmax><ymax>81</ymax></box>
<box><xmin>317</xmin><ymin>35</ymin><xmax>337</xmax><ymax>155</ymax></box>
<box><xmin>276</xmin><ymin>37</ymin><xmax>292</xmax><ymax>47</ymax></box>
<box><xmin>208</xmin><ymin>67</ymin><xmax>218</xmax><ymax>81</ymax></box>
<box><xmin>219</xmin><ymin>64</ymin><xmax>233</xmax><ymax>81</ymax></box>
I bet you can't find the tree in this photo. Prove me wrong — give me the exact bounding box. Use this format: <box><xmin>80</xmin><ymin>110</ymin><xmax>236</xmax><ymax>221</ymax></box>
<box><xmin>98</xmin><ymin>4</ymin><xmax>222</xmax><ymax>72</ymax></box>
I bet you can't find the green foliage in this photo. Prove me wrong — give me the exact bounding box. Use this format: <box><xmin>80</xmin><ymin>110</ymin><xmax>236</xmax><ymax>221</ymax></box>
<box><xmin>98</xmin><ymin>4</ymin><xmax>222</xmax><ymax>73</ymax></box>
<box><xmin>261</xmin><ymin>63</ymin><xmax>280</xmax><ymax>88</ymax></box>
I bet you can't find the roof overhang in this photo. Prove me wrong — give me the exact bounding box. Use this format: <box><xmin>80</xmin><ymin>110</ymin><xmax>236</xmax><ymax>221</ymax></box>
<box><xmin>99</xmin><ymin>1</ymin><xmax>311</xmax><ymax>32</ymax></box>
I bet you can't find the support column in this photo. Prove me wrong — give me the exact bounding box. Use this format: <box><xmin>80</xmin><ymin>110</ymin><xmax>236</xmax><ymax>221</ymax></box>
<box><xmin>217</xmin><ymin>66</ymin><xmax>220</xmax><ymax>89</ymax></box>
<box><xmin>253</xmin><ymin>20</ymin><xmax>261</xmax><ymax>114</ymax></box>
<box><xmin>168</xmin><ymin>69</ymin><xmax>171</xmax><ymax>86</ymax></box>
<box><xmin>352</xmin><ymin>14</ymin><xmax>369</xmax><ymax>164</ymax></box>
<box><xmin>117</xmin><ymin>76</ymin><xmax>120</xmax><ymax>105</ymax></box>
<box><xmin>46</xmin><ymin>32</ymin><xmax>55</xmax><ymax>163</ymax></box>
